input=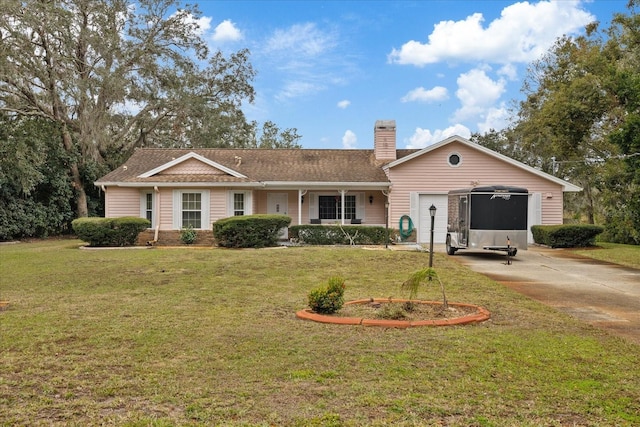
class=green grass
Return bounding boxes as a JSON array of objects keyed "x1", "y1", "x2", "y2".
[
  {"x1": 573, "y1": 242, "x2": 640, "y2": 269},
  {"x1": 1, "y1": 239, "x2": 639, "y2": 426}
]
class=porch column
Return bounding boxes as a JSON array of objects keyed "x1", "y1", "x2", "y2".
[
  {"x1": 339, "y1": 189, "x2": 347, "y2": 225},
  {"x1": 298, "y1": 189, "x2": 307, "y2": 225}
]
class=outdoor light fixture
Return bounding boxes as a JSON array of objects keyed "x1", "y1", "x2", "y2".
[
  {"x1": 301, "y1": 195, "x2": 304, "y2": 204},
  {"x1": 429, "y1": 204, "x2": 436, "y2": 274},
  {"x1": 369, "y1": 195, "x2": 374, "y2": 204}
]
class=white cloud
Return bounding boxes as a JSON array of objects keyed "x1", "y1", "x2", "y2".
[
  {"x1": 406, "y1": 124, "x2": 471, "y2": 149},
  {"x1": 453, "y1": 67, "x2": 506, "y2": 122},
  {"x1": 477, "y1": 106, "x2": 510, "y2": 133},
  {"x1": 262, "y1": 22, "x2": 348, "y2": 101},
  {"x1": 276, "y1": 81, "x2": 325, "y2": 101},
  {"x1": 212, "y1": 19, "x2": 242, "y2": 42},
  {"x1": 388, "y1": 1, "x2": 594, "y2": 66},
  {"x1": 498, "y1": 63, "x2": 518, "y2": 81},
  {"x1": 342, "y1": 130, "x2": 357, "y2": 149},
  {"x1": 337, "y1": 100, "x2": 351, "y2": 109},
  {"x1": 265, "y1": 22, "x2": 337, "y2": 57},
  {"x1": 401, "y1": 86, "x2": 448, "y2": 103}
]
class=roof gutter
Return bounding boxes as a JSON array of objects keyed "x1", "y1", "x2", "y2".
[{"x1": 94, "y1": 181, "x2": 392, "y2": 190}]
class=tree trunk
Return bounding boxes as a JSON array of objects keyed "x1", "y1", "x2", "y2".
[
  {"x1": 583, "y1": 182, "x2": 595, "y2": 224},
  {"x1": 61, "y1": 126, "x2": 89, "y2": 218}
]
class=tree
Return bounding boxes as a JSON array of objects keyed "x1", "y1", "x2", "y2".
[
  {"x1": 0, "y1": 114, "x2": 77, "y2": 239},
  {"x1": 598, "y1": 1, "x2": 640, "y2": 243},
  {"x1": 514, "y1": 34, "x2": 618, "y2": 224},
  {"x1": 0, "y1": 0, "x2": 258, "y2": 218},
  {"x1": 254, "y1": 121, "x2": 302, "y2": 149},
  {"x1": 502, "y1": 2, "x2": 639, "y2": 243}
]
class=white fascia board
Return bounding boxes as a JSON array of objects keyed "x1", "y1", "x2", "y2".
[
  {"x1": 260, "y1": 181, "x2": 391, "y2": 190},
  {"x1": 95, "y1": 181, "x2": 392, "y2": 190},
  {"x1": 97, "y1": 182, "x2": 259, "y2": 188},
  {"x1": 137, "y1": 152, "x2": 247, "y2": 178},
  {"x1": 384, "y1": 135, "x2": 583, "y2": 193}
]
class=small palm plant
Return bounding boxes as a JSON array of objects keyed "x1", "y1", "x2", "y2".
[{"x1": 401, "y1": 267, "x2": 448, "y2": 311}]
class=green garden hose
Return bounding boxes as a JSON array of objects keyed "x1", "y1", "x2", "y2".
[{"x1": 399, "y1": 215, "x2": 414, "y2": 240}]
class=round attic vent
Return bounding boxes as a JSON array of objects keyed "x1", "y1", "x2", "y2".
[{"x1": 448, "y1": 152, "x2": 462, "y2": 167}]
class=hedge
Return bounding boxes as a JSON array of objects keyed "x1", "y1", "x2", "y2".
[
  {"x1": 72, "y1": 217, "x2": 150, "y2": 247},
  {"x1": 212, "y1": 214, "x2": 291, "y2": 248},
  {"x1": 289, "y1": 224, "x2": 387, "y2": 245},
  {"x1": 531, "y1": 224, "x2": 604, "y2": 248}
]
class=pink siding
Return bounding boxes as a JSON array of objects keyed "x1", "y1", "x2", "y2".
[
  {"x1": 364, "y1": 191, "x2": 387, "y2": 225},
  {"x1": 387, "y1": 141, "x2": 565, "y2": 226},
  {"x1": 160, "y1": 158, "x2": 225, "y2": 175},
  {"x1": 158, "y1": 190, "x2": 173, "y2": 229},
  {"x1": 209, "y1": 189, "x2": 228, "y2": 223},
  {"x1": 104, "y1": 187, "x2": 141, "y2": 217}
]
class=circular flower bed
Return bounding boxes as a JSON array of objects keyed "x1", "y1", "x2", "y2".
[{"x1": 296, "y1": 298, "x2": 490, "y2": 328}]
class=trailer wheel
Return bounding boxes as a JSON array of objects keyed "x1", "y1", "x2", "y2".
[
  {"x1": 446, "y1": 235, "x2": 457, "y2": 255},
  {"x1": 508, "y1": 249, "x2": 517, "y2": 257}
]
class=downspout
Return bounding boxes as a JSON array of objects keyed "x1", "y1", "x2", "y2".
[{"x1": 153, "y1": 186, "x2": 160, "y2": 244}]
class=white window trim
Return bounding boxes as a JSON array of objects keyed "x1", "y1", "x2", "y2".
[
  {"x1": 172, "y1": 189, "x2": 210, "y2": 230},
  {"x1": 227, "y1": 191, "x2": 253, "y2": 217},
  {"x1": 140, "y1": 191, "x2": 155, "y2": 228}
]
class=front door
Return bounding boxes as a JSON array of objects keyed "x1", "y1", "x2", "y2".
[{"x1": 267, "y1": 193, "x2": 289, "y2": 239}]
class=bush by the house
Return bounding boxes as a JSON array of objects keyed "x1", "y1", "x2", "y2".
[
  {"x1": 307, "y1": 277, "x2": 346, "y2": 314},
  {"x1": 179, "y1": 225, "x2": 197, "y2": 244},
  {"x1": 212, "y1": 214, "x2": 291, "y2": 248},
  {"x1": 531, "y1": 224, "x2": 604, "y2": 248},
  {"x1": 289, "y1": 224, "x2": 387, "y2": 245},
  {"x1": 72, "y1": 217, "x2": 150, "y2": 247}
]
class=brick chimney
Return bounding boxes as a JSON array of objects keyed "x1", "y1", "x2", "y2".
[{"x1": 374, "y1": 120, "x2": 396, "y2": 161}]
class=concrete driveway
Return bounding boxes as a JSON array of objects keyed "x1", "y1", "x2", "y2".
[{"x1": 447, "y1": 245, "x2": 640, "y2": 345}]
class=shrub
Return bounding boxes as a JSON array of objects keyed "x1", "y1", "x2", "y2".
[
  {"x1": 180, "y1": 225, "x2": 197, "y2": 244},
  {"x1": 72, "y1": 217, "x2": 150, "y2": 247},
  {"x1": 307, "y1": 277, "x2": 345, "y2": 314},
  {"x1": 213, "y1": 214, "x2": 291, "y2": 248},
  {"x1": 531, "y1": 224, "x2": 604, "y2": 248},
  {"x1": 289, "y1": 224, "x2": 387, "y2": 245}
]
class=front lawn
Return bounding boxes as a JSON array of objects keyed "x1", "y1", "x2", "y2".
[
  {"x1": 573, "y1": 242, "x2": 640, "y2": 269},
  {"x1": 1, "y1": 240, "x2": 638, "y2": 426}
]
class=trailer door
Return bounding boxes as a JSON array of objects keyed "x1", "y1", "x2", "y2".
[{"x1": 459, "y1": 195, "x2": 468, "y2": 246}]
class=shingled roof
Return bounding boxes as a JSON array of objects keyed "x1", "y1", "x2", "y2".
[{"x1": 96, "y1": 148, "x2": 419, "y2": 186}]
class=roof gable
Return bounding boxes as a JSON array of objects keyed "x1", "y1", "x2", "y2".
[
  {"x1": 138, "y1": 152, "x2": 246, "y2": 179},
  {"x1": 384, "y1": 135, "x2": 582, "y2": 192}
]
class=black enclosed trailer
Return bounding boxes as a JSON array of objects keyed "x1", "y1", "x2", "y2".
[{"x1": 446, "y1": 185, "x2": 528, "y2": 256}]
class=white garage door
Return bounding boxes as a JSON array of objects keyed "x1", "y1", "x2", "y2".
[
  {"x1": 528, "y1": 193, "x2": 542, "y2": 244},
  {"x1": 416, "y1": 194, "x2": 448, "y2": 244}
]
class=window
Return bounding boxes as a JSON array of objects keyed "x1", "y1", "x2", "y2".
[
  {"x1": 228, "y1": 191, "x2": 252, "y2": 217},
  {"x1": 182, "y1": 193, "x2": 201, "y2": 228},
  {"x1": 173, "y1": 190, "x2": 210, "y2": 230},
  {"x1": 233, "y1": 193, "x2": 245, "y2": 216},
  {"x1": 318, "y1": 195, "x2": 356, "y2": 220},
  {"x1": 144, "y1": 193, "x2": 153, "y2": 222},
  {"x1": 140, "y1": 191, "x2": 154, "y2": 228},
  {"x1": 448, "y1": 152, "x2": 462, "y2": 167}
]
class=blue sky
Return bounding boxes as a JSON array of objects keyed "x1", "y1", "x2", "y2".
[{"x1": 190, "y1": 1, "x2": 629, "y2": 149}]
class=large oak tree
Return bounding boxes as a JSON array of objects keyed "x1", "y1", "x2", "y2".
[{"x1": 0, "y1": 0, "x2": 271, "y2": 218}]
